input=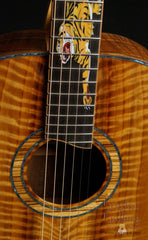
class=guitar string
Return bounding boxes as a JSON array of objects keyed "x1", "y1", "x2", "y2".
[
  {"x1": 83, "y1": 2, "x2": 104, "y2": 238},
  {"x1": 40, "y1": 0, "x2": 57, "y2": 239},
  {"x1": 80, "y1": 2, "x2": 93, "y2": 238},
  {"x1": 50, "y1": 4, "x2": 66, "y2": 239},
  {"x1": 73, "y1": 2, "x2": 89, "y2": 239},
  {"x1": 57, "y1": 0, "x2": 77, "y2": 239},
  {"x1": 49, "y1": 1, "x2": 60, "y2": 239},
  {"x1": 72, "y1": 1, "x2": 104, "y2": 238},
  {"x1": 47, "y1": 0, "x2": 71, "y2": 239},
  {"x1": 57, "y1": 0, "x2": 71, "y2": 238},
  {"x1": 67, "y1": 1, "x2": 86, "y2": 239},
  {"x1": 66, "y1": 1, "x2": 103, "y2": 237},
  {"x1": 41, "y1": 0, "x2": 59, "y2": 239}
]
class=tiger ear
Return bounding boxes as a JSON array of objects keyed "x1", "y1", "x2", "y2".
[
  {"x1": 91, "y1": 3, "x2": 101, "y2": 15},
  {"x1": 66, "y1": 2, "x2": 74, "y2": 18}
]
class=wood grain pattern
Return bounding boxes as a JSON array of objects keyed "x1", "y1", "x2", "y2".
[
  {"x1": 0, "y1": 31, "x2": 148, "y2": 239},
  {"x1": 100, "y1": 33, "x2": 148, "y2": 63},
  {"x1": 95, "y1": 57, "x2": 148, "y2": 239},
  {"x1": 0, "y1": 30, "x2": 47, "y2": 57}
]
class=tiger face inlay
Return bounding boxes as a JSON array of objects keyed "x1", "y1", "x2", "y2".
[{"x1": 56, "y1": 25, "x2": 75, "y2": 64}]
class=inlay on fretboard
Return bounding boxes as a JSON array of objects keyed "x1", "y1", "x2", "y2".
[{"x1": 46, "y1": 0, "x2": 103, "y2": 148}]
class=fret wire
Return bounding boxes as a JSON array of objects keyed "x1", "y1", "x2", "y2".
[
  {"x1": 48, "y1": 80, "x2": 98, "y2": 83},
  {"x1": 46, "y1": 123, "x2": 94, "y2": 126},
  {"x1": 69, "y1": 141, "x2": 93, "y2": 143},
  {"x1": 47, "y1": 92, "x2": 96, "y2": 96},
  {"x1": 50, "y1": 52, "x2": 100, "y2": 56},
  {"x1": 44, "y1": 1, "x2": 57, "y2": 237},
  {"x1": 56, "y1": 0, "x2": 103, "y2": 4},
  {"x1": 48, "y1": 67, "x2": 98, "y2": 71},
  {"x1": 46, "y1": 114, "x2": 94, "y2": 117},
  {"x1": 50, "y1": 36, "x2": 101, "y2": 40},
  {"x1": 47, "y1": 103, "x2": 95, "y2": 107},
  {"x1": 51, "y1": 18, "x2": 102, "y2": 23},
  {"x1": 45, "y1": 132, "x2": 93, "y2": 136}
]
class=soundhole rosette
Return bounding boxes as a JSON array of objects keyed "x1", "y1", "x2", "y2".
[{"x1": 10, "y1": 128, "x2": 122, "y2": 218}]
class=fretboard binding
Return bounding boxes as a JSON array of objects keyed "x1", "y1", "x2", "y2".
[
  {"x1": 50, "y1": 52, "x2": 100, "y2": 57},
  {"x1": 51, "y1": 36, "x2": 101, "y2": 40},
  {"x1": 46, "y1": 114, "x2": 94, "y2": 117},
  {"x1": 48, "y1": 80, "x2": 97, "y2": 83},
  {"x1": 51, "y1": 18, "x2": 102, "y2": 23},
  {"x1": 46, "y1": 123, "x2": 94, "y2": 126},
  {"x1": 47, "y1": 93, "x2": 96, "y2": 96},
  {"x1": 55, "y1": 0, "x2": 103, "y2": 4},
  {"x1": 49, "y1": 67, "x2": 98, "y2": 71}
]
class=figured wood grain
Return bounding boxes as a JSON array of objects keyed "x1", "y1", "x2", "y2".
[
  {"x1": 0, "y1": 31, "x2": 148, "y2": 239},
  {"x1": 0, "y1": 30, "x2": 47, "y2": 57},
  {"x1": 94, "y1": 57, "x2": 148, "y2": 239},
  {"x1": 100, "y1": 33, "x2": 148, "y2": 63}
]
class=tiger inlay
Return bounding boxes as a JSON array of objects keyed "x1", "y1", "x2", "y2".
[{"x1": 56, "y1": 0, "x2": 101, "y2": 106}]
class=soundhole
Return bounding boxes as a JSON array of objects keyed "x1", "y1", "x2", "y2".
[{"x1": 27, "y1": 141, "x2": 106, "y2": 204}]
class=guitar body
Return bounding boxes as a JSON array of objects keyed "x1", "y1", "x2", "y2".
[{"x1": 0, "y1": 30, "x2": 148, "y2": 239}]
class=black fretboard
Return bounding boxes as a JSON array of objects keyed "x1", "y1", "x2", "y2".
[{"x1": 45, "y1": 0, "x2": 104, "y2": 148}]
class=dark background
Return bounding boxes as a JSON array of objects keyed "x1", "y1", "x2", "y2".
[{"x1": 0, "y1": 0, "x2": 147, "y2": 49}]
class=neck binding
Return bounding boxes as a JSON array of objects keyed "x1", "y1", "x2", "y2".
[{"x1": 45, "y1": 0, "x2": 104, "y2": 148}]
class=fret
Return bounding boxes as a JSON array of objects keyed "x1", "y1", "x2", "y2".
[
  {"x1": 50, "y1": 52, "x2": 100, "y2": 57},
  {"x1": 47, "y1": 105, "x2": 95, "y2": 116},
  {"x1": 69, "y1": 141, "x2": 92, "y2": 144},
  {"x1": 46, "y1": 125, "x2": 93, "y2": 130},
  {"x1": 46, "y1": 114, "x2": 94, "y2": 117},
  {"x1": 55, "y1": 0, "x2": 103, "y2": 4},
  {"x1": 46, "y1": 126, "x2": 93, "y2": 134},
  {"x1": 47, "y1": 119, "x2": 94, "y2": 126},
  {"x1": 48, "y1": 92, "x2": 96, "y2": 96},
  {"x1": 47, "y1": 104, "x2": 95, "y2": 107},
  {"x1": 48, "y1": 67, "x2": 98, "y2": 71},
  {"x1": 46, "y1": 123, "x2": 94, "y2": 126},
  {"x1": 47, "y1": 98, "x2": 95, "y2": 106},
  {"x1": 45, "y1": 132, "x2": 92, "y2": 136},
  {"x1": 51, "y1": 36, "x2": 101, "y2": 40},
  {"x1": 48, "y1": 80, "x2": 98, "y2": 83},
  {"x1": 51, "y1": 18, "x2": 102, "y2": 23}
]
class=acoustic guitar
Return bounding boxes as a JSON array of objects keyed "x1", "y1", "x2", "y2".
[{"x1": 0, "y1": 0, "x2": 148, "y2": 239}]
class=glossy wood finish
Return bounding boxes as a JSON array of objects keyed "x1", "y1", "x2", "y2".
[
  {"x1": 0, "y1": 30, "x2": 47, "y2": 57},
  {"x1": 0, "y1": 31, "x2": 148, "y2": 239}
]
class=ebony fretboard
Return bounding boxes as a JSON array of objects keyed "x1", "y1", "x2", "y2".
[{"x1": 45, "y1": 0, "x2": 104, "y2": 148}]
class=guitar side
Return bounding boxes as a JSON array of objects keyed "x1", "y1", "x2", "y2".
[{"x1": 0, "y1": 31, "x2": 148, "y2": 239}]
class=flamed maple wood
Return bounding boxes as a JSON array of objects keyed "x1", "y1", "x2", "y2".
[{"x1": 0, "y1": 31, "x2": 148, "y2": 239}]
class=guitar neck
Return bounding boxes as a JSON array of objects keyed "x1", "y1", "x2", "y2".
[{"x1": 45, "y1": 0, "x2": 104, "y2": 148}]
